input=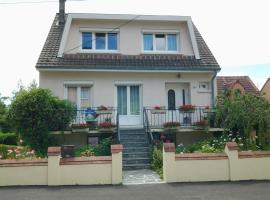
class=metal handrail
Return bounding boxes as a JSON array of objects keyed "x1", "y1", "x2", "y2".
[
  {"x1": 116, "y1": 112, "x2": 121, "y2": 144},
  {"x1": 143, "y1": 107, "x2": 154, "y2": 144}
]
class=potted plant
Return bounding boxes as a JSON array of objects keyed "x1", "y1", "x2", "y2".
[
  {"x1": 178, "y1": 104, "x2": 196, "y2": 112},
  {"x1": 194, "y1": 119, "x2": 209, "y2": 130},
  {"x1": 163, "y1": 122, "x2": 180, "y2": 130},
  {"x1": 96, "y1": 105, "x2": 113, "y2": 114},
  {"x1": 97, "y1": 121, "x2": 116, "y2": 132},
  {"x1": 71, "y1": 123, "x2": 89, "y2": 133},
  {"x1": 151, "y1": 106, "x2": 166, "y2": 114}
]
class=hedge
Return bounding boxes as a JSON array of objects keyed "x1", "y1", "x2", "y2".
[{"x1": 0, "y1": 133, "x2": 18, "y2": 145}]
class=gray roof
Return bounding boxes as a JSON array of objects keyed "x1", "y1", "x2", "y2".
[{"x1": 36, "y1": 14, "x2": 220, "y2": 71}]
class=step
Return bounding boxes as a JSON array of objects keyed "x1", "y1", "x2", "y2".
[
  {"x1": 123, "y1": 163, "x2": 151, "y2": 170},
  {"x1": 121, "y1": 138, "x2": 148, "y2": 143},
  {"x1": 123, "y1": 142, "x2": 149, "y2": 148},
  {"x1": 123, "y1": 157, "x2": 150, "y2": 165},
  {"x1": 123, "y1": 147, "x2": 150, "y2": 153},
  {"x1": 123, "y1": 152, "x2": 149, "y2": 158},
  {"x1": 120, "y1": 136, "x2": 148, "y2": 141}
]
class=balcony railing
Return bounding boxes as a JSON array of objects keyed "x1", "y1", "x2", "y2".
[
  {"x1": 143, "y1": 107, "x2": 216, "y2": 129},
  {"x1": 73, "y1": 107, "x2": 118, "y2": 126}
]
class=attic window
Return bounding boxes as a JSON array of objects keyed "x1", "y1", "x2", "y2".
[
  {"x1": 143, "y1": 33, "x2": 178, "y2": 52},
  {"x1": 81, "y1": 32, "x2": 118, "y2": 51}
]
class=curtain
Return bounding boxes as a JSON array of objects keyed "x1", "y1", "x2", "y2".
[
  {"x1": 130, "y1": 86, "x2": 140, "y2": 115},
  {"x1": 143, "y1": 34, "x2": 153, "y2": 50},
  {"x1": 167, "y1": 34, "x2": 177, "y2": 51},
  {"x1": 117, "y1": 86, "x2": 127, "y2": 115},
  {"x1": 67, "y1": 87, "x2": 77, "y2": 105}
]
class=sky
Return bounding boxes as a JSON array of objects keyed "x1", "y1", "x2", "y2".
[{"x1": 0, "y1": 0, "x2": 269, "y2": 97}]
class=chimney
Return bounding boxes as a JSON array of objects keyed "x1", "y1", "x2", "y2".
[{"x1": 59, "y1": 0, "x2": 66, "y2": 25}]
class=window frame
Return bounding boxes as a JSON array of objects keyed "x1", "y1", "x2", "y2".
[
  {"x1": 142, "y1": 30, "x2": 179, "y2": 54},
  {"x1": 80, "y1": 30, "x2": 119, "y2": 53}
]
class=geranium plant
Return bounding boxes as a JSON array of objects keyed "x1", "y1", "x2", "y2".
[
  {"x1": 178, "y1": 104, "x2": 195, "y2": 112},
  {"x1": 71, "y1": 123, "x2": 88, "y2": 129},
  {"x1": 163, "y1": 122, "x2": 180, "y2": 128},
  {"x1": 98, "y1": 121, "x2": 116, "y2": 129},
  {"x1": 154, "y1": 106, "x2": 165, "y2": 110}
]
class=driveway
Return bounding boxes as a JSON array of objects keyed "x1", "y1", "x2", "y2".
[{"x1": 0, "y1": 181, "x2": 270, "y2": 200}]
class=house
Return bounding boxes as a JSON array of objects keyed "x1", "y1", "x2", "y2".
[
  {"x1": 217, "y1": 76, "x2": 259, "y2": 95},
  {"x1": 261, "y1": 78, "x2": 270, "y2": 102},
  {"x1": 36, "y1": 0, "x2": 220, "y2": 168}
]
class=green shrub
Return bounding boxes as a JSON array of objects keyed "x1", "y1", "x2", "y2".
[
  {"x1": 150, "y1": 146, "x2": 163, "y2": 179},
  {"x1": 215, "y1": 91, "x2": 270, "y2": 150},
  {"x1": 75, "y1": 138, "x2": 113, "y2": 157},
  {"x1": 8, "y1": 87, "x2": 76, "y2": 156},
  {"x1": 0, "y1": 133, "x2": 18, "y2": 145}
]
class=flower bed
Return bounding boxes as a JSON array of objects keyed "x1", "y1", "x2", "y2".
[{"x1": 0, "y1": 144, "x2": 38, "y2": 160}]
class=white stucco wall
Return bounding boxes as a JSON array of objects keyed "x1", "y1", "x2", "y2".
[
  {"x1": 39, "y1": 71, "x2": 215, "y2": 107},
  {"x1": 64, "y1": 19, "x2": 194, "y2": 56}
]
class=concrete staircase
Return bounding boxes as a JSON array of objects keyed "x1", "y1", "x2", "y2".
[{"x1": 120, "y1": 128, "x2": 151, "y2": 170}]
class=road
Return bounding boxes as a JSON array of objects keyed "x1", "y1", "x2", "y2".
[{"x1": 0, "y1": 181, "x2": 270, "y2": 200}]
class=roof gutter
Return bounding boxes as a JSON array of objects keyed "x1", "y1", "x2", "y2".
[{"x1": 211, "y1": 70, "x2": 218, "y2": 107}]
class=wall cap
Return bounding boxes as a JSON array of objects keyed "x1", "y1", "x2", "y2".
[
  {"x1": 0, "y1": 159, "x2": 48, "y2": 167},
  {"x1": 60, "y1": 156, "x2": 112, "y2": 165},
  {"x1": 48, "y1": 147, "x2": 61, "y2": 156},
  {"x1": 164, "y1": 143, "x2": 175, "y2": 152},
  {"x1": 239, "y1": 151, "x2": 270, "y2": 159},
  {"x1": 226, "y1": 142, "x2": 239, "y2": 151},
  {"x1": 111, "y1": 144, "x2": 123, "y2": 154},
  {"x1": 175, "y1": 153, "x2": 228, "y2": 160}
]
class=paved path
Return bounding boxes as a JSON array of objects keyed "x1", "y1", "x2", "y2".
[
  {"x1": 1, "y1": 181, "x2": 270, "y2": 200},
  {"x1": 123, "y1": 169, "x2": 164, "y2": 185}
]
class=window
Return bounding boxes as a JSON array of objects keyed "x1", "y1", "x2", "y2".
[
  {"x1": 67, "y1": 86, "x2": 91, "y2": 109},
  {"x1": 199, "y1": 82, "x2": 210, "y2": 90},
  {"x1": 82, "y1": 32, "x2": 118, "y2": 51},
  {"x1": 82, "y1": 32, "x2": 92, "y2": 49},
  {"x1": 143, "y1": 33, "x2": 178, "y2": 52}
]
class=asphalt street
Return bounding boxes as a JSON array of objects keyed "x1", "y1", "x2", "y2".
[{"x1": 1, "y1": 181, "x2": 270, "y2": 200}]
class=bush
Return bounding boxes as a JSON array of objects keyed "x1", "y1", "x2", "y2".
[
  {"x1": 8, "y1": 87, "x2": 76, "y2": 156},
  {"x1": 150, "y1": 145, "x2": 163, "y2": 179},
  {"x1": 0, "y1": 133, "x2": 18, "y2": 145},
  {"x1": 215, "y1": 91, "x2": 270, "y2": 150},
  {"x1": 75, "y1": 138, "x2": 113, "y2": 157}
]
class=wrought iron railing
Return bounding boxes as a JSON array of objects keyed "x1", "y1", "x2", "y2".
[
  {"x1": 72, "y1": 108, "x2": 118, "y2": 126},
  {"x1": 116, "y1": 112, "x2": 120, "y2": 143},
  {"x1": 143, "y1": 107, "x2": 216, "y2": 129},
  {"x1": 143, "y1": 108, "x2": 154, "y2": 144}
]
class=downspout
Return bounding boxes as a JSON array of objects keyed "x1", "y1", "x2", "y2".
[{"x1": 211, "y1": 71, "x2": 217, "y2": 108}]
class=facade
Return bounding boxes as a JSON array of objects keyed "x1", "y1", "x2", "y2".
[
  {"x1": 261, "y1": 78, "x2": 270, "y2": 102},
  {"x1": 217, "y1": 76, "x2": 259, "y2": 95},
  {"x1": 36, "y1": 2, "x2": 220, "y2": 128}
]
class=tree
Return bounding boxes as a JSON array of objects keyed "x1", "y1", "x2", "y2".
[
  {"x1": 215, "y1": 90, "x2": 270, "y2": 150},
  {"x1": 0, "y1": 94, "x2": 11, "y2": 133},
  {"x1": 8, "y1": 87, "x2": 76, "y2": 156}
]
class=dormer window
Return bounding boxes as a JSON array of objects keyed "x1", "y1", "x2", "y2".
[
  {"x1": 81, "y1": 31, "x2": 118, "y2": 51},
  {"x1": 143, "y1": 32, "x2": 178, "y2": 53}
]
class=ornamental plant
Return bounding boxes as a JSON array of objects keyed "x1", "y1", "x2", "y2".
[
  {"x1": 71, "y1": 123, "x2": 88, "y2": 129},
  {"x1": 194, "y1": 120, "x2": 209, "y2": 129},
  {"x1": 153, "y1": 106, "x2": 165, "y2": 110},
  {"x1": 8, "y1": 86, "x2": 76, "y2": 156},
  {"x1": 98, "y1": 121, "x2": 115, "y2": 129},
  {"x1": 179, "y1": 104, "x2": 195, "y2": 112},
  {"x1": 215, "y1": 90, "x2": 270, "y2": 150},
  {"x1": 163, "y1": 122, "x2": 180, "y2": 128}
]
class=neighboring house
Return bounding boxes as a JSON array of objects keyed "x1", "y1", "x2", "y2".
[
  {"x1": 37, "y1": 0, "x2": 220, "y2": 128},
  {"x1": 261, "y1": 78, "x2": 270, "y2": 102},
  {"x1": 217, "y1": 76, "x2": 259, "y2": 95}
]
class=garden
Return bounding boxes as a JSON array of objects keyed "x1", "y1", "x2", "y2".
[{"x1": 150, "y1": 90, "x2": 270, "y2": 178}]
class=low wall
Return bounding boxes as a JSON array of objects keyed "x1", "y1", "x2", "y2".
[
  {"x1": 0, "y1": 145, "x2": 123, "y2": 186},
  {"x1": 163, "y1": 142, "x2": 270, "y2": 183}
]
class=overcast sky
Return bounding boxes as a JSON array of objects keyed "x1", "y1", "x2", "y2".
[{"x1": 0, "y1": 0, "x2": 269, "y2": 97}]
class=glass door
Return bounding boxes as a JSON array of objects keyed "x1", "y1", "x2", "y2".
[{"x1": 117, "y1": 85, "x2": 141, "y2": 126}]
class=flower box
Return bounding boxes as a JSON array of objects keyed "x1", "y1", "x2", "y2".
[
  {"x1": 163, "y1": 122, "x2": 180, "y2": 130},
  {"x1": 71, "y1": 123, "x2": 89, "y2": 133},
  {"x1": 193, "y1": 120, "x2": 209, "y2": 130},
  {"x1": 151, "y1": 106, "x2": 166, "y2": 114},
  {"x1": 178, "y1": 104, "x2": 195, "y2": 113}
]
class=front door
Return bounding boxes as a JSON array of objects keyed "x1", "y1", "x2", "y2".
[{"x1": 117, "y1": 85, "x2": 142, "y2": 126}]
